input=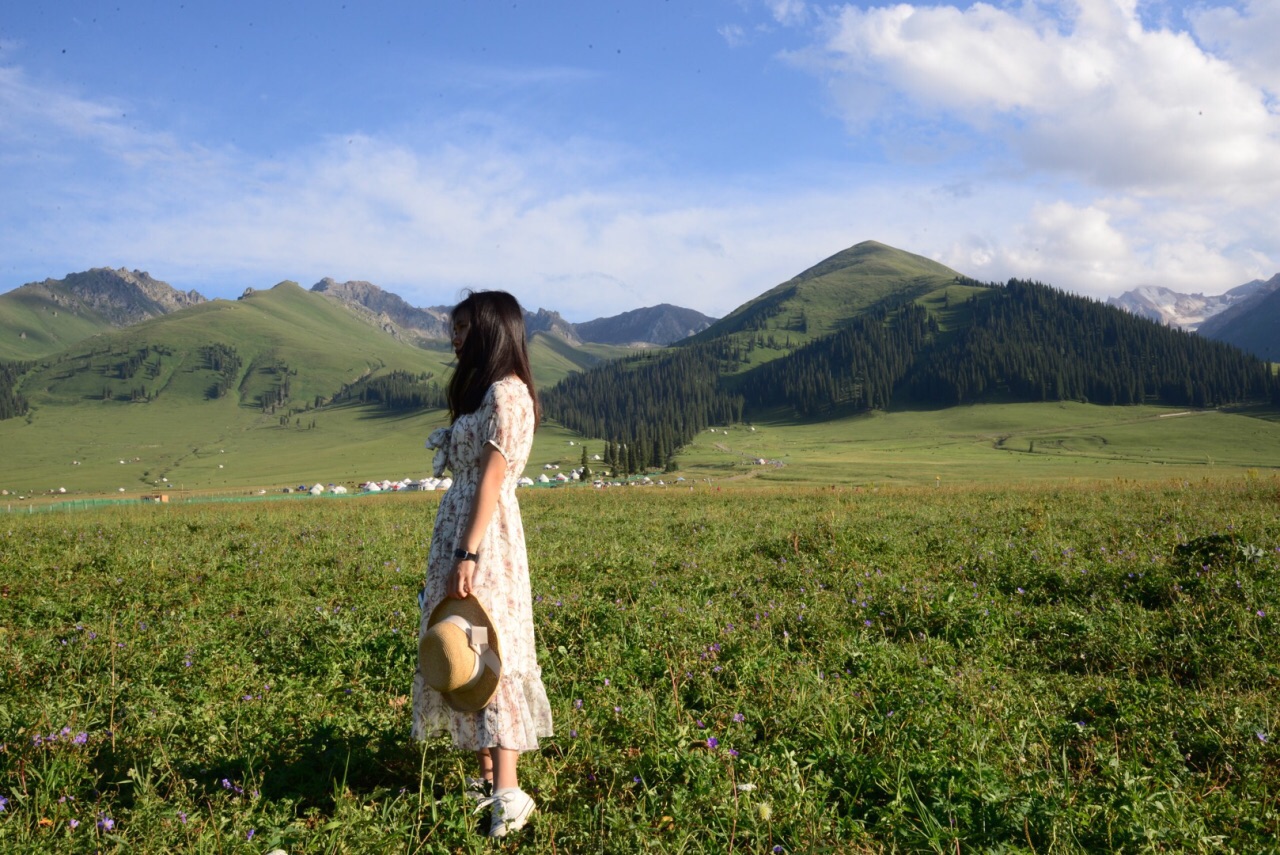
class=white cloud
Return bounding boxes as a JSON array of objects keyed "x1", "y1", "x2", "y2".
[
  {"x1": 767, "y1": 0, "x2": 810, "y2": 27},
  {"x1": 805, "y1": 0, "x2": 1280, "y2": 197},
  {"x1": 775, "y1": 0, "x2": 1280, "y2": 296},
  {"x1": 1191, "y1": 0, "x2": 1280, "y2": 98},
  {"x1": 0, "y1": 69, "x2": 865, "y2": 318},
  {"x1": 719, "y1": 23, "x2": 750, "y2": 48},
  {"x1": 5, "y1": 1, "x2": 1280, "y2": 319}
]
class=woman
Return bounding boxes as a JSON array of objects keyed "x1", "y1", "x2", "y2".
[{"x1": 412, "y1": 290, "x2": 553, "y2": 838}]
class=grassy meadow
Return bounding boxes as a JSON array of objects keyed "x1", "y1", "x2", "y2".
[
  {"x1": 678, "y1": 402, "x2": 1280, "y2": 488},
  {"x1": 1, "y1": 480, "x2": 1278, "y2": 852},
  {"x1": 4, "y1": 400, "x2": 1279, "y2": 501}
]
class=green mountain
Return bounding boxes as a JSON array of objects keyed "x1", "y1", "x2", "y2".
[
  {"x1": 691, "y1": 240, "x2": 964, "y2": 347},
  {"x1": 0, "y1": 268, "x2": 204, "y2": 361},
  {"x1": 543, "y1": 241, "x2": 1279, "y2": 472},
  {"x1": 18, "y1": 281, "x2": 456, "y2": 413},
  {"x1": 0, "y1": 280, "x2": 647, "y2": 493}
]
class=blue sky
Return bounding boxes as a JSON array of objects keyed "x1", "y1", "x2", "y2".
[{"x1": 2, "y1": 1, "x2": 1278, "y2": 321}]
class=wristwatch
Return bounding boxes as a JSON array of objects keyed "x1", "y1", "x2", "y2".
[{"x1": 453, "y1": 547, "x2": 479, "y2": 562}]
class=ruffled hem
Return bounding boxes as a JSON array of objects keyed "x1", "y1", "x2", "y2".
[{"x1": 412, "y1": 668, "x2": 554, "y2": 752}]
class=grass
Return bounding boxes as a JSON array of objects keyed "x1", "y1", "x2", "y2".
[
  {"x1": 6, "y1": 397, "x2": 1280, "y2": 501},
  {"x1": 0, "y1": 287, "x2": 114, "y2": 361},
  {"x1": 675, "y1": 402, "x2": 1280, "y2": 488},
  {"x1": 0, "y1": 479, "x2": 1278, "y2": 852}
]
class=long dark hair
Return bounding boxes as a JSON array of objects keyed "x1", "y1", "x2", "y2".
[{"x1": 446, "y1": 290, "x2": 540, "y2": 425}]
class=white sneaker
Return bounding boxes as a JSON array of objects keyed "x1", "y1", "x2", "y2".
[{"x1": 476, "y1": 787, "x2": 536, "y2": 837}]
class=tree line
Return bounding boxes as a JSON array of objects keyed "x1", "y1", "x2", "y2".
[
  {"x1": 201, "y1": 344, "x2": 243, "y2": 400},
  {"x1": 0, "y1": 360, "x2": 29, "y2": 420},
  {"x1": 740, "y1": 303, "x2": 935, "y2": 416},
  {"x1": 906, "y1": 280, "x2": 1275, "y2": 407},
  {"x1": 543, "y1": 278, "x2": 1279, "y2": 455},
  {"x1": 542, "y1": 343, "x2": 744, "y2": 472},
  {"x1": 335, "y1": 370, "x2": 446, "y2": 411}
]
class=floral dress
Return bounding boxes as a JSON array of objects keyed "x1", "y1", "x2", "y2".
[{"x1": 412, "y1": 376, "x2": 553, "y2": 751}]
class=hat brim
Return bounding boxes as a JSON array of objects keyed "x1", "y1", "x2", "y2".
[{"x1": 421, "y1": 595, "x2": 503, "y2": 712}]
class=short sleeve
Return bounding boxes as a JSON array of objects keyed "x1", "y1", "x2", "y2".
[{"x1": 483, "y1": 378, "x2": 532, "y2": 461}]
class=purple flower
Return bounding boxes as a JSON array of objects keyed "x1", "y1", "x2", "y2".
[
  {"x1": 774, "y1": 847, "x2": 784, "y2": 854},
  {"x1": 733, "y1": 713, "x2": 745, "y2": 723},
  {"x1": 69, "y1": 819, "x2": 79, "y2": 829},
  {"x1": 574, "y1": 698, "x2": 583, "y2": 710},
  {"x1": 0, "y1": 794, "x2": 7, "y2": 812},
  {"x1": 97, "y1": 816, "x2": 115, "y2": 831},
  {"x1": 247, "y1": 829, "x2": 255, "y2": 841},
  {"x1": 1258, "y1": 732, "x2": 1269, "y2": 744},
  {"x1": 73, "y1": 732, "x2": 88, "y2": 745},
  {"x1": 707, "y1": 736, "x2": 719, "y2": 749}
]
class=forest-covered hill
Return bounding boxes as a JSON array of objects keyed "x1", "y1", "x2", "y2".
[{"x1": 543, "y1": 243, "x2": 1279, "y2": 473}]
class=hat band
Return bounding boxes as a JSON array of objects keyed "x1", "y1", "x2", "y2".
[{"x1": 439, "y1": 615, "x2": 499, "y2": 691}]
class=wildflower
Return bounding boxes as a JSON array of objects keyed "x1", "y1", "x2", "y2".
[
  {"x1": 707, "y1": 736, "x2": 719, "y2": 749},
  {"x1": 574, "y1": 698, "x2": 583, "y2": 710},
  {"x1": 733, "y1": 712, "x2": 745, "y2": 723},
  {"x1": 1258, "y1": 732, "x2": 1269, "y2": 744},
  {"x1": 247, "y1": 829, "x2": 255, "y2": 841},
  {"x1": 178, "y1": 811, "x2": 187, "y2": 823},
  {"x1": 772, "y1": 846, "x2": 783, "y2": 854},
  {"x1": 98, "y1": 816, "x2": 115, "y2": 831},
  {"x1": 0, "y1": 794, "x2": 7, "y2": 812},
  {"x1": 1258, "y1": 610, "x2": 1267, "y2": 618},
  {"x1": 73, "y1": 732, "x2": 88, "y2": 745},
  {"x1": 69, "y1": 819, "x2": 79, "y2": 829}
]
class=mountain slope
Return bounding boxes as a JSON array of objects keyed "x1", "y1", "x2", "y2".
[
  {"x1": 311, "y1": 278, "x2": 450, "y2": 344},
  {"x1": 544, "y1": 243, "x2": 1279, "y2": 473},
  {"x1": 18, "y1": 281, "x2": 456, "y2": 413},
  {"x1": 1197, "y1": 280, "x2": 1280, "y2": 362},
  {"x1": 0, "y1": 268, "x2": 204, "y2": 360},
  {"x1": 576, "y1": 304, "x2": 714, "y2": 345},
  {"x1": 690, "y1": 240, "x2": 961, "y2": 346}
]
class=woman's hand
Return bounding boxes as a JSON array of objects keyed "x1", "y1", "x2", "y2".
[{"x1": 448, "y1": 558, "x2": 476, "y2": 599}]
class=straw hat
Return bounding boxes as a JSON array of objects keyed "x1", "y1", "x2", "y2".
[{"x1": 419, "y1": 596, "x2": 502, "y2": 712}]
